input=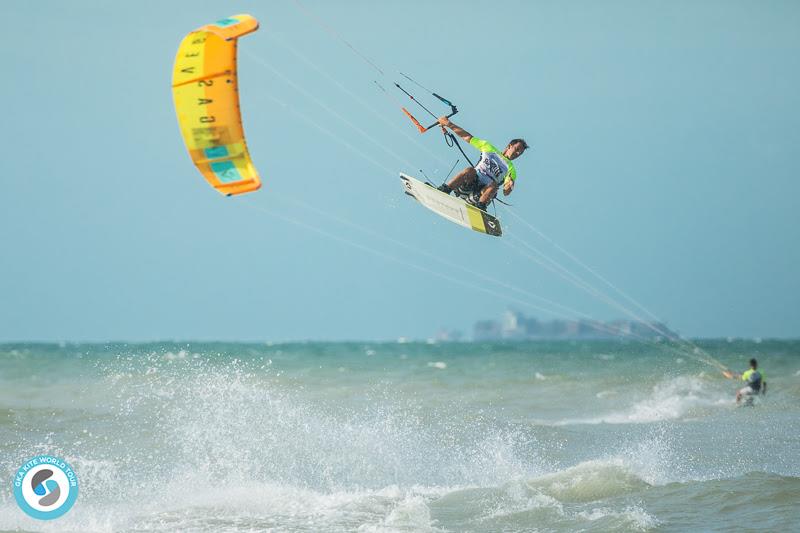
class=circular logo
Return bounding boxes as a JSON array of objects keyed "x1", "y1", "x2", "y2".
[{"x1": 13, "y1": 455, "x2": 79, "y2": 520}]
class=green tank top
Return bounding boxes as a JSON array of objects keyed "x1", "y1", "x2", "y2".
[{"x1": 469, "y1": 137, "x2": 517, "y2": 185}]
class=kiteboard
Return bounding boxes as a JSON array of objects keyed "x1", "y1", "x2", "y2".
[{"x1": 399, "y1": 173, "x2": 502, "y2": 237}]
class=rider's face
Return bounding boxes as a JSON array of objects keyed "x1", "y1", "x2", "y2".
[{"x1": 505, "y1": 142, "x2": 526, "y2": 160}]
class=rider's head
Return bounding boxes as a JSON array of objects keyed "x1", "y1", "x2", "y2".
[
  {"x1": 749, "y1": 358, "x2": 758, "y2": 369},
  {"x1": 504, "y1": 138, "x2": 529, "y2": 160}
]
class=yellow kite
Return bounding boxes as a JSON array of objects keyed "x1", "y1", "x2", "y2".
[{"x1": 172, "y1": 15, "x2": 261, "y2": 196}]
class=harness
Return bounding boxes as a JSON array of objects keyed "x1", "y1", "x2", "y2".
[{"x1": 746, "y1": 370, "x2": 762, "y2": 392}]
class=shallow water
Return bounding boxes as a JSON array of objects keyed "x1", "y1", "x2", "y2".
[{"x1": 1, "y1": 340, "x2": 798, "y2": 532}]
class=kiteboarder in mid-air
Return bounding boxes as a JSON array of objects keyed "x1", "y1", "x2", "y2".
[{"x1": 435, "y1": 116, "x2": 528, "y2": 210}]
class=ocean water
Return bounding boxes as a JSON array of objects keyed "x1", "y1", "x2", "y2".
[{"x1": 1, "y1": 340, "x2": 798, "y2": 532}]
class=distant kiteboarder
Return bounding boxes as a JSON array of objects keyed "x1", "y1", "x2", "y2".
[{"x1": 723, "y1": 358, "x2": 767, "y2": 405}]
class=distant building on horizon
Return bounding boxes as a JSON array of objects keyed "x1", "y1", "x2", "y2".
[
  {"x1": 433, "y1": 328, "x2": 464, "y2": 342},
  {"x1": 472, "y1": 310, "x2": 677, "y2": 341}
]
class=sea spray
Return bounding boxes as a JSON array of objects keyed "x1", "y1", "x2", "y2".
[{"x1": 1, "y1": 340, "x2": 798, "y2": 531}]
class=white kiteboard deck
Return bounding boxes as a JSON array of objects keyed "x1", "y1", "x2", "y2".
[{"x1": 400, "y1": 173, "x2": 502, "y2": 237}]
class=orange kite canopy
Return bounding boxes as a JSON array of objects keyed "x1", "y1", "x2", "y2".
[{"x1": 172, "y1": 15, "x2": 261, "y2": 196}]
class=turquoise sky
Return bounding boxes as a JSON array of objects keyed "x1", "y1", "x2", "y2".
[{"x1": 1, "y1": 1, "x2": 798, "y2": 341}]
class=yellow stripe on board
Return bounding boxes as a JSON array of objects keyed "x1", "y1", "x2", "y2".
[{"x1": 466, "y1": 205, "x2": 487, "y2": 234}]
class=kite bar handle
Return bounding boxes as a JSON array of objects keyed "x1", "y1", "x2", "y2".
[
  {"x1": 395, "y1": 80, "x2": 458, "y2": 134},
  {"x1": 422, "y1": 107, "x2": 458, "y2": 133}
]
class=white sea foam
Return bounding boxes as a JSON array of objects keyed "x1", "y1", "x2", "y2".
[
  {"x1": 596, "y1": 389, "x2": 617, "y2": 398},
  {"x1": 530, "y1": 458, "x2": 651, "y2": 500},
  {"x1": 444, "y1": 462, "x2": 658, "y2": 530},
  {"x1": 357, "y1": 493, "x2": 437, "y2": 532},
  {"x1": 163, "y1": 349, "x2": 189, "y2": 360},
  {"x1": 477, "y1": 479, "x2": 565, "y2": 522},
  {"x1": 554, "y1": 375, "x2": 726, "y2": 425},
  {"x1": 0, "y1": 482, "x2": 448, "y2": 533},
  {"x1": 577, "y1": 505, "x2": 659, "y2": 530}
]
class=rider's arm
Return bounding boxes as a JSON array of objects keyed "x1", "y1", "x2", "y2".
[
  {"x1": 438, "y1": 116, "x2": 472, "y2": 143},
  {"x1": 503, "y1": 166, "x2": 517, "y2": 196}
]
